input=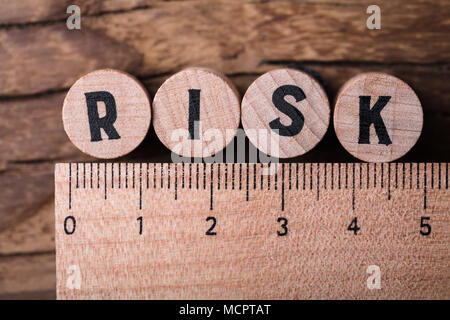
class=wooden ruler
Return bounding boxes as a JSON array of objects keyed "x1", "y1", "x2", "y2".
[{"x1": 55, "y1": 163, "x2": 449, "y2": 299}]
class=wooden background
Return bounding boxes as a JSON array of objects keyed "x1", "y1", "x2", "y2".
[{"x1": 0, "y1": 0, "x2": 448, "y2": 299}]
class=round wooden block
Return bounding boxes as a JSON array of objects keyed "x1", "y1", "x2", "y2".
[
  {"x1": 333, "y1": 73, "x2": 423, "y2": 162},
  {"x1": 241, "y1": 68, "x2": 330, "y2": 158},
  {"x1": 152, "y1": 67, "x2": 240, "y2": 157},
  {"x1": 63, "y1": 69, "x2": 151, "y2": 159}
]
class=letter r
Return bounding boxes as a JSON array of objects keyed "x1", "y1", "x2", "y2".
[{"x1": 85, "y1": 91, "x2": 121, "y2": 142}]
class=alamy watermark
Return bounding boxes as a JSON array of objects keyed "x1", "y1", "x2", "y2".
[{"x1": 66, "y1": 5, "x2": 81, "y2": 30}]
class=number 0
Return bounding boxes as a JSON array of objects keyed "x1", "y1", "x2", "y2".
[{"x1": 64, "y1": 216, "x2": 76, "y2": 235}]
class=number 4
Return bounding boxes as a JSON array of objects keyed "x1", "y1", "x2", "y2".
[{"x1": 347, "y1": 217, "x2": 360, "y2": 235}]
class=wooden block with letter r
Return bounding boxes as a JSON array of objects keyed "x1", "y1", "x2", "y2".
[{"x1": 62, "y1": 69, "x2": 151, "y2": 159}]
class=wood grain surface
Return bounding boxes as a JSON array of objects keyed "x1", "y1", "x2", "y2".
[{"x1": 0, "y1": 0, "x2": 449, "y2": 299}]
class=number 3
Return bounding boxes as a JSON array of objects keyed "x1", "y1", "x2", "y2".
[{"x1": 277, "y1": 217, "x2": 288, "y2": 236}]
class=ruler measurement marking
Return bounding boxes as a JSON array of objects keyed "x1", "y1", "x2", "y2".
[
  {"x1": 359, "y1": 162, "x2": 362, "y2": 189},
  {"x1": 446, "y1": 163, "x2": 448, "y2": 189},
  {"x1": 76, "y1": 163, "x2": 79, "y2": 189},
  {"x1": 374, "y1": 163, "x2": 377, "y2": 188},
  {"x1": 316, "y1": 163, "x2": 320, "y2": 200},
  {"x1": 366, "y1": 162, "x2": 369, "y2": 189},
  {"x1": 289, "y1": 163, "x2": 292, "y2": 190},
  {"x1": 182, "y1": 163, "x2": 185, "y2": 189},
  {"x1": 104, "y1": 163, "x2": 107, "y2": 200},
  {"x1": 410, "y1": 163, "x2": 412, "y2": 189},
  {"x1": 402, "y1": 162, "x2": 406, "y2": 189},
  {"x1": 253, "y1": 163, "x2": 257, "y2": 190},
  {"x1": 281, "y1": 163, "x2": 285, "y2": 211},
  {"x1": 352, "y1": 163, "x2": 355, "y2": 210},
  {"x1": 97, "y1": 163, "x2": 100, "y2": 189},
  {"x1": 309, "y1": 163, "x2": 313, "y2": 191},
  {"x1": 118, "y1": 163, "x2": 121, "y2": 189},
  {"x1": 424, "y1": 163, "x2": 427, "y2": 210},
  {"x1": 139, "y1": 163, "x2": 142, "y2": 210},
  {"x1": 218, "y1": 163, "x2": 221, "y2": 190},
  {"x1": 232, "y1": 163, "x2": 235, "y2": 190},
  {"x1": 395, "y1": 163, "x2": 398, "y2": 189},
  {"x1": 388, "y1": 163, "x2": 391, "y2": 200},
  {"x1": 345, "y1": 163, "x2": 348, "y2": 189},
  {"x1": 111, "y1": 163, "x2": 114, "y2": 189},
  {"x1": 167, "y1": 164, "x2": 171, "y2": 190},
  {"x1": 239, "y1": 163, "x2": 243, "y2": 191},
  {"x1": 431, "y1": 163, "x2": 434, "y2": 189},
  {"x1": 338, "y1": 163, "x2": 341, "y2": 189},
  {"x1": 260, "y1": 164, "x2": 264, "y2": 190},
  {"x1": 225, "y1": 163, "x2": 228, "y2": 190},
  {"x1": 146, "y1": 163, "x2": 149, "y2": 189},
  {"x1": 210, "y1": 164, "x2": 214, "y2": 211},
  {"x1": 438, "y1": 163, "x2": 441, "y2": 190},
  {"x1": 63, "y1": 163, "x2": 449, "y2": 218},
  {"x1": 296, "y1": 163, "x2": 299, "y2": 190},
  {"x1": 246, "y1": 164, "x2": 249, "y2": 201},
  {"x1": 160, "y1": 164, "x2": 164, "y2": 189},
  {"x1": 175, "y1": 164, "x2": 178, "y2": 200},
  {"x1": 68, "y1": 164, "x2": 72, "y2": 210},
  {"x1": 125, "y1": 163, "x2": 129, "y2": 189},
  {"x1": 331, "y1": 163, "x2": 334, "y2": 190},
  {"x1": 417, "y1": 163, "x2": 420, "y2": 189},
  {"x1": 125, "y1": 163, "x2": 128, "y2": 189}
]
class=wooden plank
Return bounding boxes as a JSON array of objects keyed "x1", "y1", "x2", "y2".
[
  {"x1": 0, "y1": 200, "x2": 55, "y2": 255},
  {"x1": 0, "y1": 0, "x2": 156, "y2": 25},
  {"x1": 0, "y1": 0, "x2": 448, "y2": 96},
  {"x1": 0, "y1": 25, "x2": 141, "y2": 97},
  {"x1": 0, "y1": 163, "x2": 54, "y2": 232},
  {"x1": 0, "y1": 253, "x2": 56, "y2": 300}
]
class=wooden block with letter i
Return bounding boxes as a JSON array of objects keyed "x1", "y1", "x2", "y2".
[
  {"x1": 152, "y1": 67, "x2": 241, "y2": 158},
  {"x1": 333, "y1": 72, "x2": 423, "y2": 162},
  {"x1": 62, "y1": 69, "x2": 151, "y2": 159}
]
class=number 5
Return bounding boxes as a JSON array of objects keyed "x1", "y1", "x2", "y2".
[{"x1": 420, "y1": 217, "x2": 431, "y2": 236}]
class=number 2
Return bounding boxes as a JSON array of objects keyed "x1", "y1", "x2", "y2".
[{"x1": 205, "y1": 216, "x2": 217, "y2": 236}]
